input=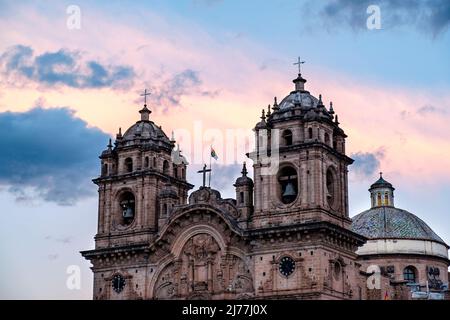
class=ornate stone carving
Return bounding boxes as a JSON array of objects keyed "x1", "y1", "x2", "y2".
[{"x1": 153, "y1": 233, "x2": 253, "y2": 299}]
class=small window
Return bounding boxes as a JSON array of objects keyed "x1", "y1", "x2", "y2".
[
  {"x1": 240, "y1": 191, "x2": 244, "y2": 204},
  {"x1": 282, "y1": 129, "x2": 293, "y2": 146},
  {"x1": 308, "y1": 127, "x2": 313, "y2": 139},
  {"x1": 163, "y1": 203, "x2": 168, "y2": 217},
  {"x1": 334, "y1": 262, "x2": 341, "y2": 279},
  {"x1": 325, "y1": 133, "x2": 330, "y2": 146},
  {"x1": 173, "y1": 164, "x2": 178, "y2": 178},
  {"x1": 181, "y1": 168, "x2": 185, "y2": 179},
  {"x1": 102, "y1": 163, "x2": 108, "y2": 176},
  {"x1": 144, "y1": 157, "x2": 149, "y2": 168},
  {"x1": 124, "y1": 158, "x2": 133, "y2": 173},
  {"x1": 326, "y1": 168, "x2": 336, "y2": 207},
  {"x1": 377, "y1": 193, "x2": 382, "y2": 206},
  {"x1": 384, "y1": 192, "x2": 389, "y2": 205},
  {"x1": 163, "y1": 160, "x2": 169, "y2": 174},
  {"x1": 153, "y1": 157, "x2": 157, "y2": 168},
  {"x1": 403, "y1": 266, "x2": 417, "y2": 283}
]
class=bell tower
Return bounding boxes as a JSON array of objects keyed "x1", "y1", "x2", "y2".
[
  {"x1": 82, "y1": 94, "x2": 194, "y2": 299},
  {"x1": 247, "y1": 64, "x2": 365, "y2": 300},
  {"x1": 92, "y1": 100, "x2": 193, "y2": 249},
  {"x1": 249, "y1": 70, "x2": 353, "y2": 229}
]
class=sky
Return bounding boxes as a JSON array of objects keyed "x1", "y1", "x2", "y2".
[{"x1": 0, "y1": 0, "x2": 449, "y2": 299}]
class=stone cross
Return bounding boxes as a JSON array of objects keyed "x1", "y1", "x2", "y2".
[
  {"x1": 140, "y1": 89, "x2": 151, "y2": 105},
  {"x1": 293, "y1": 57, "x2": 305, "y2": 74},
  {"x1": 197, "y1": 164, "x2": 211, "y2": 187}
]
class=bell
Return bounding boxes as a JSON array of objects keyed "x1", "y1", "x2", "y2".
[
  {"x1": 122, "y1": 206, "x2": 134, "y2": 219},
  {"x1": 282, "y1": 182, "x2": 296, "y2": 197}
]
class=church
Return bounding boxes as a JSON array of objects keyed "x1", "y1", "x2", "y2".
[{"x1": 81, "y1": 66, "x2": 449, "y2": 300}]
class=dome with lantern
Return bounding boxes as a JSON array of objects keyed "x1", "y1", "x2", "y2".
[
  {"x1": 352, "y1": 173, "x2": 449, "y2": 259},
  {"x1": 115, "y1": 105, "x2": 173, "y2": 151}
]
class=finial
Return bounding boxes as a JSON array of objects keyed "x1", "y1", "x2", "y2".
[
  {"x1": 292, "y1": 58, "x2": 307, "y2": 91},
  {"x1": 241, "y1": 161, "x2": 248, "y2": 176},
  {"x1": 260, "y1": 109, "x2": 266, "y2": 121},
  {"x1": 335, "y1": 115, "x2": 339, "y2": 125},
  {"x1": 177, "y1": 143, "x2": 181, "y2": 152},
  {"x1": 379, "y1": 172, "x2": 383, "y2": 179},
  {"x1": 107, "y1": 138, "x2": 112, "y2": 149},
  {"x1": 171, "y1": 130, "x2": 175, "y2": 142},
  {"x1": 318, "y1": 94, "x2": 323, "y2": 105},
  {"x1": 329, "y1": 101, "x2": 334, "y2": 114},
  {"x1": 116, "y1": 127, "x2": 122, "y2": 139},
  {"x1": 140, "y1": 89, "x2": 151, "y2": 106},
  {"x1": 293, "y1": 56, "x2": 305, "y2": 75},
  {"x1": 267, "y1": 104, "x2": 271, "y2": 117},
  {"x1": 272, "y1": 97, "x2": 279, "y2": 111},
  {"x1": 139, "y1": 89, "x2": 152, "y2": 121}
]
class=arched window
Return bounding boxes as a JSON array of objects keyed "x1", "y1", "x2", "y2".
[
  {"x1": 163, "y1": 160, "x2": 169, "y2": 175},
  {"x1": 119, "y1": 191, "x2": 135, "y2": 225},
  {"x1": 240, "y1": 191, "x2": 244, "y2": 204},
  {"x1": 384, "y1": 192, "x2": 389, "y2": 205},
  {"x1": 377, "y1": 193, "x2": 382, "y2": 206},
  {"x1": 308, "y1": 127, "x2": 313, "y2": 139},
  {"x1": 403, "y1": 266, "x2": 417, "y2": 283},
  {"x1": 153, "y1": 157, "x2": 157, "y2": 168},
  {"x1": 124, "y1": 158, "x2": 133, "y2": 173},
  {"x1": 163, "y1": 203, "x2": 168, "y2": 217},
  {"x1": 282, "y1": 129, "x2": 293, "y2": 146},
  {"x1": 144, "y1": 156, "x2": 149, "y2": 168},
  {"x1": 278, "y1": 166, "x2": 298, "y2": 204},
  {"x1": 325, "y1": 133, "x2": 330, "y2": 146},
  {"x1": 102, "y1": 163, "x2": 108, "y2": 176},
  {"x1": 334, "y1": 262, "x2": 341, "y2": 280},
  {"x1": 181, "y1": 168, "x2": 185, "y2": 180},
  {"x1": 326, "y1": 168, "x2": 336, "y2": 207},
  {"x1": 333, "y1": 140, "x2": 337, "y2": 149},
  {"x1": 173, "y1": 164, "x2": 178, "y2": 178}
]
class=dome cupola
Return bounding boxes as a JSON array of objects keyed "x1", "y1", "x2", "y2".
[{"x1": 369, "y1": 172, "x2": 395, "y2": 208}]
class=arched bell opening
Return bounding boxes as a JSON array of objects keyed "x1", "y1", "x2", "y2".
[
  {"x1": 118, "y1": 191, "x2": 135, "y2": 225},
  {"x1": 277, "y1": 166, "x2": 298, "y2": 204}
]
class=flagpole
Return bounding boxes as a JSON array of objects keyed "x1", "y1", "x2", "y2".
[{"x1": 208, "y1": 145, "x2": 212, "y2": 188}]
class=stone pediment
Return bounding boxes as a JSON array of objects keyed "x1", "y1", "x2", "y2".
[{"x1": 187, "y1": 187, "x2": 239, "y2": 219}]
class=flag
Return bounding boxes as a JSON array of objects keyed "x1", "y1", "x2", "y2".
[{"x1": 211, "y1": 147, "x2": 218, "y2": 160}]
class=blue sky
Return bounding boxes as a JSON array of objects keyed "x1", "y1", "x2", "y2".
[{"x1": 0, "y1": 0, "x2": 449, "y2": 299}]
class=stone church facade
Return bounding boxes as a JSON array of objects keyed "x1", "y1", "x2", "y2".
[{"x1": 81, "y1": 70, "x2": 449, "y2": 300}]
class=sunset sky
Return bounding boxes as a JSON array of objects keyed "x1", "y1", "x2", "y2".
[{"x1": 0, "y1": 0, "x2": 449, "y2": 299}]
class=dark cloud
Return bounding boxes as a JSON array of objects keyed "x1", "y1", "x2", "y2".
[
  {"x1": 0, "y1": 45, "x2": 135, "y2": 88},
  {"x1": 417, "y1": 104, "x2": 448, "y2": 116},
  {"x1": 350, "y1": 150, "x2": 385, "y2": 179},
  {"x1": 0, "y1": 107, "x2": 110, "y2": 205},
  {"x1": 400, "y1": 104, "x2": 448, "y2": 119},
  {"x1": 304, "y1": 0, "x2": 450, "y2": 36},
  {"x1": 150, "y1": 69, "x2": 218, "y2": 111}
]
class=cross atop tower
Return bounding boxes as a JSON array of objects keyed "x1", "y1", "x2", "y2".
[
  {"x1": 293, "y1": 57, "x2": 305, "y2": 75},
  {"x1": 140, "y1": 89, "x2": 151, "y2": 106},
  {"x1": 197, "y1": 164, "x2": 211, "y2": 188},
  {"x1": 139, "y1": 89, "x2": 152, "y2": 121}
]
